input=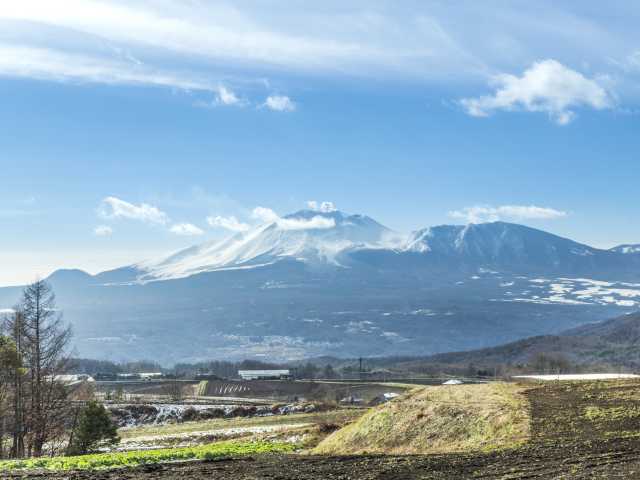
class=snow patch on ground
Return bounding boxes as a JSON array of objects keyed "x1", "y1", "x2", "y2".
[{"x1": 496, "y1": 277, "x2": 640, "y2": 307}]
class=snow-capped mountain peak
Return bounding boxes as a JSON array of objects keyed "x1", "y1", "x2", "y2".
[
  {"x1": 102, "y1": 217, "x2": 640, "y2": 284},
  {"x1": 403, "y1": 221, "x2": 603, "y2": 268},
  {"x1": 137, "y1": 210, "x2": 393, "y2": 281}
]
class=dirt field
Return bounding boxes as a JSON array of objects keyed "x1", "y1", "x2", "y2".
[{"x1": 8, "y1": 381, "x2": 640, "y2": 479}]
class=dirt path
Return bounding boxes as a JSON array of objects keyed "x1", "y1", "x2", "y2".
[{"x1": 8, "y1": 381, "x2": 640, "y2": 479}]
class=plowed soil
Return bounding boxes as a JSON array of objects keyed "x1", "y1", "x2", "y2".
[{"x1": 7, "y1": 381, "x2": 640, "y2": 479}]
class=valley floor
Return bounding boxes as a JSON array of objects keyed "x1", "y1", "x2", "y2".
[{"x1": 8, "y1": 381, "x2": 640, "y2": 479}]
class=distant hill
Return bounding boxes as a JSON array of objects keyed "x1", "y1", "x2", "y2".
[{"x1": 404, "y1": 312, "x2": 640, "y2": 370}]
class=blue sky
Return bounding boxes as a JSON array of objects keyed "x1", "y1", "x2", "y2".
[{"x1": 1, "y1": 0, "x2": 640, "y2": 285}]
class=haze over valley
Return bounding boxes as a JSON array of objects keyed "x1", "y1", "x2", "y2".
[{"x1": 3, "y1": 208, "x2": 639, "y2": 363}]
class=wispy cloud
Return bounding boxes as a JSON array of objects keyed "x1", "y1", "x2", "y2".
[
  {"x1": 215, "y1": 85, "x2": 245, "y2": 106},
  {"x1": 262, "y1": 95, "x2": 295, "y2": 112},
  {"x1": 0, "y1": 0, "x2": 445, "y2": 77},
  {"x1": 3, "y1": 1, "x2": 640, "y2": 113},
  {"x1": 449, "y1": 205, "x2": 567, "y2": 224},
  {"x1": 460, "y1": 60, "x2": 612, "y2": 124},
  {"x1": 252, "y1": 206, "x2": 335, "y2": 230},
  {"x1": 0, "y1": 44, "x2": 215, "y2": 91},
  {"x1": 99, "y1": 196, "x2": 169, "y2": 225},
  {"x1": 93, "y1": 225, "x2": 113, "y2": 236},
  {"x1": 207, "y1": 215, "x2": 250, "y2": 232},
  {"x1": 169, "y1": 223, "x2": 204, "y2": 236}
]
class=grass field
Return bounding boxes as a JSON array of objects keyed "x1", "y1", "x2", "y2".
[
  {"x1": 314, "y1": 382, "x2": 529, "y2": 455},
  {"x1": 0, "y1": 440, "x2": 296, "y2": 471}
]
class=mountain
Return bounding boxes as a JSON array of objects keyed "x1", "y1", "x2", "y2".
[
  {"x1": 96, "y1": 216, "x2": 640, "y2": 284},
  {"x1": 404, "y1": 312, "x2": 640, "y2": 369},
  {"x1": 136, "y1": 210, "x2": 394, "y2": 281},
  {"x1": 1, "y1": 210, "x2": 640, "y2": 364},
  {"x1": 402, "y1": 222, "x2": 635, "y2": 276}
]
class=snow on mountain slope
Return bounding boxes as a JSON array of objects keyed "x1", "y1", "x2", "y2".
[
  {"x1": 611, "y1": 244, "x2": 640, "y2": 254},
  {"x1": 405, "y1": 221, "x2": 601, "y2": 265},
  {"x1": 92, "y1": 213, "x2": 639, "y2": 284},
  {"x1": 138, "y1": 210, "x2": 395, "y2": 281}
]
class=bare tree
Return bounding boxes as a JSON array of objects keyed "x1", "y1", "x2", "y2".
[{"x1": 19, "y1": 280, "x2": 72, "y2": 457}]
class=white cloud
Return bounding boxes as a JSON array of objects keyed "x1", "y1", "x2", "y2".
[
  {"x1": 215, "y1": 85, "x2": 245, "y2": 106},
  {"x1": 169, "y1": 223, "x2": 204, "y2": 236},
  {"x1": 460, "y1": 60, "x2": 612, "y2": 124},
  {"x1": 2, "y1": 1, "x2": 640, "y2": 110},
  {"x1": 93, "y1": 225, "x2": 113, "y2": 236},
  {"x1": 280, "y1": 216, "x2": 335, "y2": 230},
  {"x1": 263, "y1": 95, "x2": 296, "y2": 112},
  {"x1": 252, "y1": 206, "x2": 335, "y2": 230},
  {"x1": 449, "y1": 205, "x2": 567, "y2": 224},
  {"x1": 251, "y1": 206, "x2": 280, "y2": 224},
  {"x1": 99, "y1": 196, "x2": 169, "y2": 225},
  {"x1": 307, "y1": 200, "x2": 337, "y2": 212},
  {"x1": 207, "y1": 215, "x2": 250, "y2": 232}
]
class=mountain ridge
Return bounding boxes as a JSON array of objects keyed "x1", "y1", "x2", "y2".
[
  {"x1": 3, "y1": 212, "x2": 639, "y2": 363},
  {"x1": 45, "y1": 214, "x2": 640, "y2": 285}
]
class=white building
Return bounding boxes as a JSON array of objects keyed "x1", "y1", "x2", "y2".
[
  {"x1": 53, "y1": 374, "x2": 95, "y2": 386},
  {"x1": 238, "y1": 369, "x2": 291, "y2": 380}
]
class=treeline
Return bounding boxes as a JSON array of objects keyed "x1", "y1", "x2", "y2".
[
  {"x1": 70, "y1": 358, "x2": 347, "y2": 380},
  {"x1": 173, "y1": 359, "x2": 285, "y2": 378},
  {"x1": 71, "y1": 358, "x2": 163, "y2": 375},
  {"x1": 0, "y1": 280, "x2": 75, "y2": 459}
]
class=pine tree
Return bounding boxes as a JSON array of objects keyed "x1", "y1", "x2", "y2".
[
  {"x1": 0, "y1": 335, "x2": 21, "y2": 458},
  {"x1": 67, "y1": 401, "x2": 119, "y2": 455}
]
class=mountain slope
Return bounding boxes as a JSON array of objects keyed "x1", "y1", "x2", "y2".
[{"x1": 412, "y1": 312, "x2": 640, "y2": 368}]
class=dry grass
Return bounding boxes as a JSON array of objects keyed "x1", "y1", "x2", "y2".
[
  {"x1": 119, "y1": 409, "x2": 362, "y2": 440},
  {"x1": 313, "y1": 382, "x2": 530, "y2": 455}
]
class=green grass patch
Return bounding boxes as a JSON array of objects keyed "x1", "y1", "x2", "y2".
[
  {"x1": 196, "y1": 380, "x2": 208, "y2": 396},
  {"x1": 0, "y1": 440, "x2": 296, "y2": 471},
  {"x1": 584, "y1": 405, "x2": 640, "y2": 422}
]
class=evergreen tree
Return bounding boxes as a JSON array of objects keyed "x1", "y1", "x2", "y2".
[{"x1": 68, "y1": 401, "x2": 119, "y2": 455}]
